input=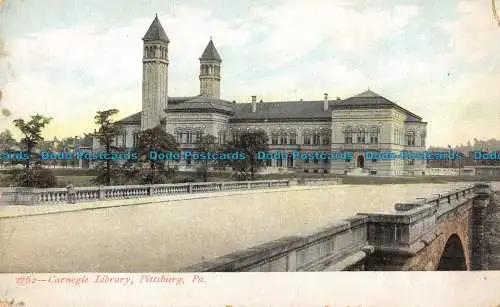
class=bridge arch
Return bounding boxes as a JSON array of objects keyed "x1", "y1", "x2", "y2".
[{"x1": 436, "y1": 234, "x2": 467, "y2": 271}]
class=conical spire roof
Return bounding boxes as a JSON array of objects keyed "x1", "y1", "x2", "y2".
[
  {"x1": 200, "y1": 39, "x2": 221, "y2": 61},
  {"x1": 143, "y1": 15, "x2": 170, "y2": 43}
]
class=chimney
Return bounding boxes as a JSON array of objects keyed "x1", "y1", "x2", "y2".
[
  {"x1": 324, "y1": 93, "x2": 329, "y2": 111},
  {"x1": 252, "y1": 96, "x2": 257, "y2": 112}
]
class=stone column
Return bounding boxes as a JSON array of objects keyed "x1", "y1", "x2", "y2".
[{"x1": 470, "y1": 183, "x2": 491, "y2": 270}]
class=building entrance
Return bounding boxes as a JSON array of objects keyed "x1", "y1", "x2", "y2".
[{"x1": 357, "y1": 155, "x2": 365, "y2": 168}]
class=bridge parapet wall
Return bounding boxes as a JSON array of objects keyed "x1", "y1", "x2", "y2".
[
  {"x1": 182, "y1": 216, "x2": 370, "y2": 272},
  {"x1": 182, "y1": 183, "x2": 492, "y2": 272},
  {"x1": 358, "y1": 185, "x2": 476, "y2": 256}
]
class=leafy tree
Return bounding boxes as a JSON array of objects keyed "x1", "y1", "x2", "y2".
[
  {"x1": 136, "y1": 121, "x2": 179, "y2": 184},
  {"x1": 80, "y1": 132, "x2": 94, "y2": 147},
  {"x1": 0, "y1": 129, "x2": 17, "y2": 168},
  {"x1": 9, "y1": 164, "x2": 57, "y2": 188},
  {"x1": 13, "y1": 114, "x2": 52, "y2": 169},
  {"x1": 224, "y1": 130, "x2": 269, "y2": 180},
  {"x1": 0, "y1": 129, "x2": 16, "y2": 151},
  {"x1": 194, "y1": 134, "x2": 220, "y2": 182},
  {"x1": 93, "y1": 109, "x2": 122, "y2": 185}
]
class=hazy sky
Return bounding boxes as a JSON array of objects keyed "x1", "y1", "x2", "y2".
[{"x1": 0, "y1": 0, "x2": 499, "y2": 146}]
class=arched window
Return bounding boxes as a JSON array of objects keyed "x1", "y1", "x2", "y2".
[
  {"x1": 370, "y1": 127, "x2": 379, "y2": 144},
  {"x1": 420, "y1": 132, "x2": 426, "y2": 147},
  {"x1": 322, "y1": 131, "x2": 331, "y2": 145},
  {"x1": 303, "y1": 132, "x2": 312, "y2": 145},
  {"x1": 289, "y1": 131, "x2": 297, "y2": 145},
  {"x1": 271, "y1": 133, "x2": 279, "y2": 145},
  {"x1": 344, "y1": 126, "x2": 353, "y2": 144},
  {"x1": 406, "y1": 131, "x2": 416, "y2": 146},
  {"x1": 356, "y1": 128, "x2": 366, "y2": 143}
]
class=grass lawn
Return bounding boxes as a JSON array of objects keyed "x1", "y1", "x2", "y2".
[
  {"x1": 2, "y1": 167, "x2": 499, "y2": 188},
  {"x1": 56, "y1": 176, "x2": 96, "y2": 187}
]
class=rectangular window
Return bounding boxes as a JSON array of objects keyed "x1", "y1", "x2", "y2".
[
  {"x1": 313, "y1": 134, "x2": 320, "y2": 145},
  {"x1": 280, "y1": 135, "x2": 287, "y2": 145},
  {"x1": 272, "y1": 135, "x2": 279, "y2": 145},
  {"x1": 195, "y1": 132, "x2": 203, "y2": 143},
  {"x1": 322, "y1": 135, "x2": 330, "y2": 145},
  {"x1": 133, "y1": 133, "x2": 139, "y2": 148},
  {"x1": 303, "y1": 135, "x2": 311, "y2": 145},
  {"x1": 345, "y1": 135, "x2": 353, "y2": 144},
  {"x1": 277, "y1": 158, "x2": 283, "y2": 167},
  {"x1": 289, "y1": 134, "x2": 297, "y2": 145},
  {"x1": 313, "y1": 158, "x2": 319, "y2": 164},
  {"x1": 266, "y1": 159, "x2": 272, "y2": 167}
]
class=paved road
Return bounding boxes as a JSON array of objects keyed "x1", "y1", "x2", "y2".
[{"x1": 0, "y1": 183, "x2": 485, "y2": 272}]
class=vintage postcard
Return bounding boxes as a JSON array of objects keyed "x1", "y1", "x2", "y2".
[{"x1": 0, "y1": 0, "x2": 500, "y2": 306}]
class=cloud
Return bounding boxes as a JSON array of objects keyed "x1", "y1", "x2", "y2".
[{"x1": 0, "y1": 0, "x2": 498, "y2": 147}]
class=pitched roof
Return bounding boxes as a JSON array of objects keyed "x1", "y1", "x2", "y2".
[
  {"x1": 231, "y1": 100, "x2": 331, "y2": 121},
  {"x1": 200, "y1": 39, "x2": 222, "y2": 61},
  {"x1": 116, "y1": 112, "x2": 141, "y2": 124},
  {"x1": 167, "y1": 95, "x2": 233, "y2": 114},
  {"x1": 115, "y1": 91, "x2": 424, "y2": 124},
  {"x1": 231, "y1": 90, "x2": 423, "y2": 122},
  {"x1": 115, "y1": 97, "x2": 197, "y2": 124},
  {"x1": 143, "y1": 15, "x2": 170, "y2": 43}
]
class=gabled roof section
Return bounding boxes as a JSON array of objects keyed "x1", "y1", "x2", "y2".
[
  {"x1": 200, "y1": 39, "x2": 222, "y2": 61},
  {"x1": 143, "y1": 15, "x2": 170, "y2": 43},
  {"x1": 340, "y1": 89, "x2": 395, "y2": 106},
  {"x1": 230, "y1": 90, "x2": 423, "y2": 122},
  {"x1": 231, "y1": 100, "x2": 331, "y2": 121},
  {"x1": 352, "y1": 89, "x2": 381, "y2": 98},
  {"x1": 116, "y1": 112, "x2": 141, "y2": 124},
  {"x1": 167, "y1": 95, "x2": 233, "y2": 115},
  {"x1": 115, "y1": 97, "x2": 197, "y2": 125}
]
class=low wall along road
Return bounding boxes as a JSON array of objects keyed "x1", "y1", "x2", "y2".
[{"x1": 1, "y1": 182, "x2": 493, "y2": 272}]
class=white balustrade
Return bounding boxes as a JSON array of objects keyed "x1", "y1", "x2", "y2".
[{"x1": 6, "y1": 179, "x2": 290, "y2": 205}]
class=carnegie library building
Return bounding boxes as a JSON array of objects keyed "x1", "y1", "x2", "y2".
[{"x1": 92, "y1": 16, "x2": 428, "y2": 176}]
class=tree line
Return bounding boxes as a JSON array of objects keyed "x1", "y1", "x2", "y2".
[{"x1": 0, "y1": 109, "x2": 269, "y2": 188}]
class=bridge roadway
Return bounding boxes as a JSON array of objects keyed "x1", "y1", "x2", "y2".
[{"x1": 1, "y1": 183, "x2": 496, "y2": 272}]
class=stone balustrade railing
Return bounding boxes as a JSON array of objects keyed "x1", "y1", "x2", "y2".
[
  {"x1": 181, "y1": 183, "x2": 489, "y2": 272},
  {"x1": 298, "y1": 178, "x2": 342, "y2": 186},
  {"x1": 0, "y1": 179, "x2": 290, "y2": 205}
]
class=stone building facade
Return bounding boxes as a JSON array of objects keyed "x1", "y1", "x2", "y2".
[{"x1": 93, "y1": 16, "x2": 428, "y2": 176}]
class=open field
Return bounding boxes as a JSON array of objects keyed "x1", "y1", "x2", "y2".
[{"x1": 1, "y1": 167, "x2": 500, "y2": 187}]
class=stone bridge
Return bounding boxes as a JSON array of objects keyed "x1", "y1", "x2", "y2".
[{"x1": 183, "y1": 183, "x2": 492, "y2": 271}]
